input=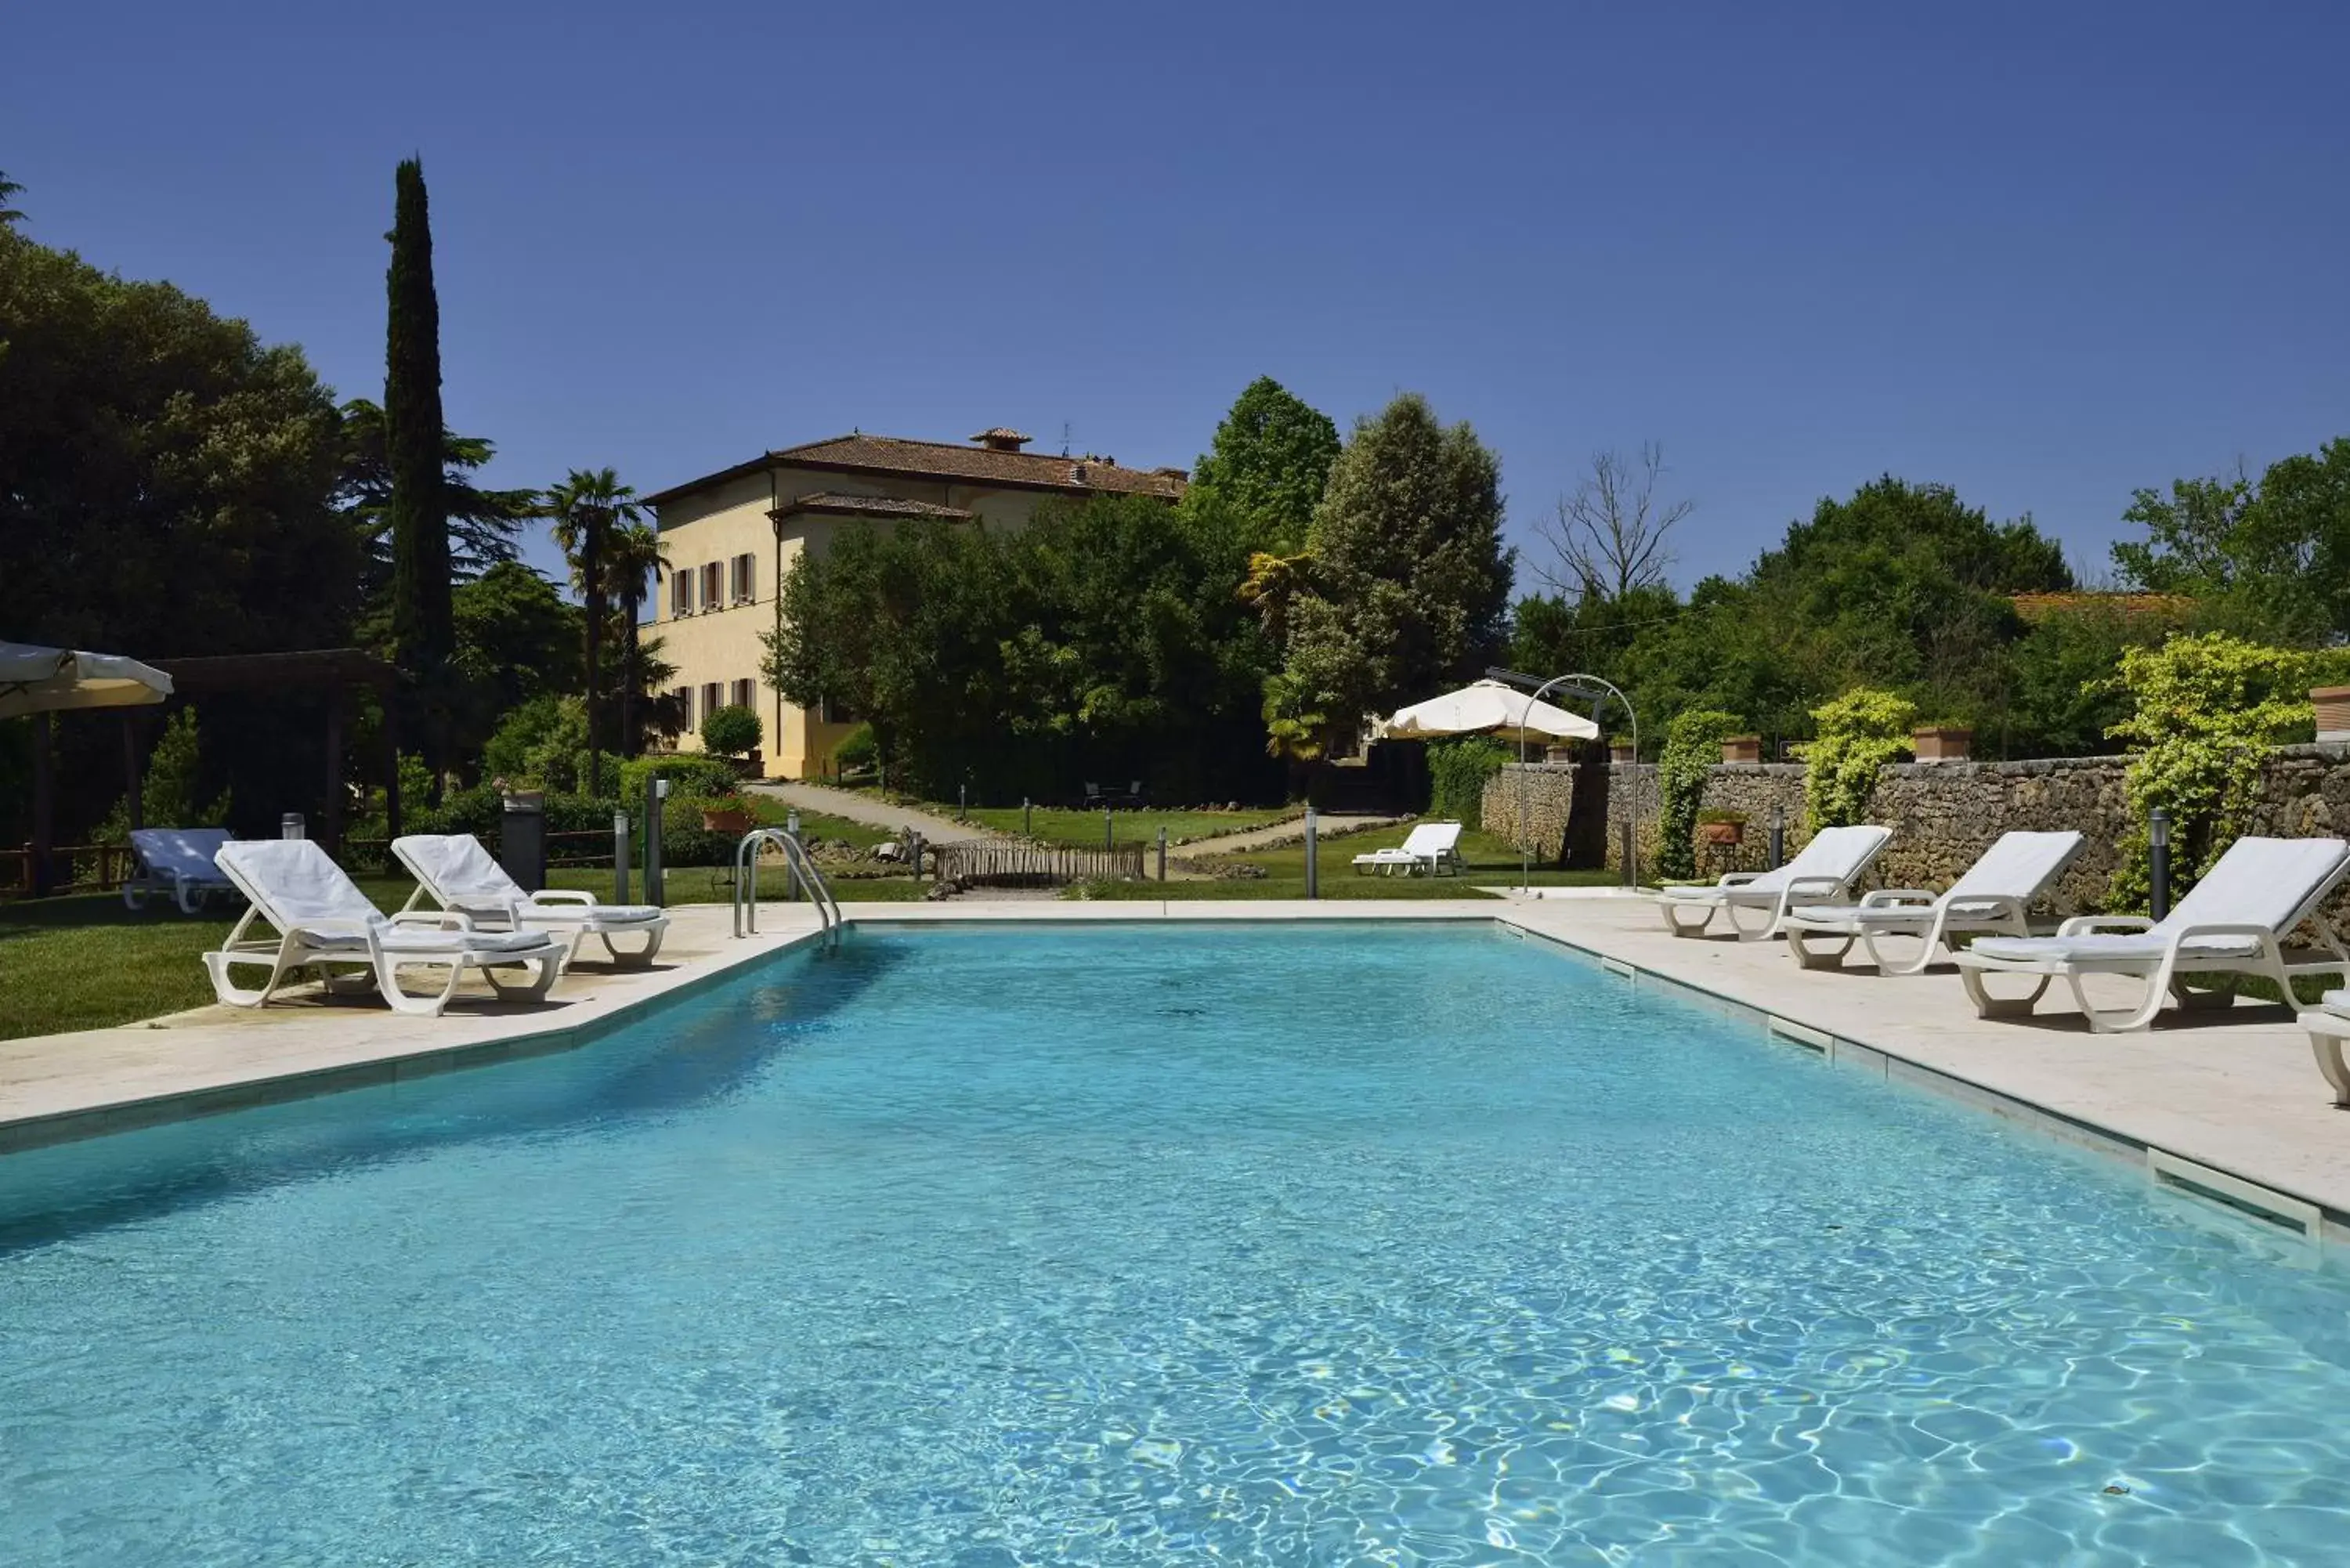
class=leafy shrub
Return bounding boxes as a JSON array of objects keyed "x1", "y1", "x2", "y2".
[
  {"x1": 701, "y1": 703, "x2": 762, "y2": 759},
  {"x1": 1802, "y1": 688, "x2": 1917, "y2": 829},
  {"x1": 94, "y1": 710, "x2": 230, "y2": 840},
  {"x1": 1427, "y1": 736, "x2": 1511, "y2": 830},
  {"x1": 1654, "y1": 710, "x2": 1739, "y2": 879},
  {"x1": 1694, "y1": 807, "x2": 1748, "y2": 827},
  {"x1": 481, "y1": 695, "x2": 588, "y2": 790},
  {"x1": 658, "y1": 791, "x2": 790, "y2": 866},
  {"x1": 616, "y1": 753, "x2": 739, "y2": 804},
  {"x1": 405, "y1": 786, "x2": 616, "y2": 840},
  {"x1": 832, "y1": 722, "x2": 877, "y2": 775},
  {"x1": 2106, "y1": 634, "x2": 2341, "y2": 909}
]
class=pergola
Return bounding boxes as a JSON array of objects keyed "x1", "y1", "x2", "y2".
[{"x1": 146, "y1": 649, "x2": 404, "y2": 855}]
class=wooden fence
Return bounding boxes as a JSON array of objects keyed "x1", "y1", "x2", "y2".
[
  {"x1": 3, "y1": 829, "x2": 622, "y2": 899},
  {"x1": 930, "y1": 840, "x2": 1148, "y2": 887}
]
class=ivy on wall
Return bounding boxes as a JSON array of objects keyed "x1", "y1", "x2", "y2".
[
  {"x1": 1802, "y1": 688, "x2": 1917, "y2": 829},
  {"x1": 1654, "y1": 710, "x2": 1740, "y2": 879},
  {"x1": 2105, "y1": 634, "x2": 2339, "y2": 910},
  {"x1": 1429, "y1": 736, "x2": 1511, "y2": 831}
]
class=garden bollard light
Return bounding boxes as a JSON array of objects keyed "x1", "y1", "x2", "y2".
[
  {"x1": 1023, "y1": 797, "x2": 1032, "y2": 836},
  {"x1": 1305, "y1": 807, "x2": 1319, "y2": 900},
  {"x1": 1104, "y1": 805, "x2": 1114, "y2": 851},
  {"x1": 280, "y1": 812, "x2": 305, "y2": 840},
  {"x1": 1157, "y1": 826, "x2": 1168, "y2": 883},
  {"x1": 1769, "y1": 802, "x2": 1785, "y2": 871},
  {"x1": 2149, "y1": 807, "x2": 2170, "y2": 923},
  {"x1": 910, "y1": 831, "x2": 924, "y2": 880},
  {"x1": 613, "y1": 810, "x2": 631, "y2": 904},
  {"x1": 959, "y1": 783, "x2": 967, "y2": 822},
  {"x1": 645, "y1": 777, "x2": 667, "y2": 907}
]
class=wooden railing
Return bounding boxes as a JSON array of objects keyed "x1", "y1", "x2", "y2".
[
  {"x1": 2, "y1": 844, "x2": 139, "y2": 898},
  {"x1": 930, "y1": 840, "x2": 1147, "y2": 887}
]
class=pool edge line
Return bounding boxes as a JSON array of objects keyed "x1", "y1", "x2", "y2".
[{"x1": 1489, "y1": 911, "x2": 2350, "y2": 1252}]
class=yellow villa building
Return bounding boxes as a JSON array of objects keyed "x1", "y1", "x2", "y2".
[{"x1": 644, "y1": 428, "x2": 1188, "y2": 779}]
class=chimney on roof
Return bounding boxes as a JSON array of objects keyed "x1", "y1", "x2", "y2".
[{"x1": 971, "y1": 427, "x2": 1032, "y2": 452}]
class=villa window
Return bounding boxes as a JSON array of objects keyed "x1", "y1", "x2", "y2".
[
  {"x1": 674, "y1": 685, "x2": 694, "y2": 728},
  {"x1": 700, "y1": 562, "x2": 723, "y2": 612},
  {"x1": 671, "y1": 569, "x2": 693, "y2": 617},
  {"x1": 732, "y1": 677, "x2": 754, "y2": 710},
  {"x1": 731, "y1": 553, "x2": 756, "y2": 605},
  {"x1": 701, "y1": 681, "x2": 721, "y2": 721}
]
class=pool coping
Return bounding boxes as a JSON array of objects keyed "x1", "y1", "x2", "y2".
[{"x1": 4, "y1": 898, "x2": 2345, "y2": 1257}]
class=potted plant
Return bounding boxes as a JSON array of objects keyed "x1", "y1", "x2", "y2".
[
  {"x1": 700, "y1": 795, "x2": 754, "y2": 836},
  {"x1": 1721, "y1": 735, "x2": 1762, "y2": 764},
  {"x1": 1911, "y1": 723, "x2": 1972, "y2": 763},
  {"x1": 1694, "y1": 808, "x2": 1748, "y2": 847},
  {"x1": 1609, "y1": 738, "x2": 1636, "y2": 766}
]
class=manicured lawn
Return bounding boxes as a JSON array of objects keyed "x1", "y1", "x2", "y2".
[
  {"x1": 0, "y1": 830, "x2": 924, "y2": 1042},
  {"x1": 1073, "y1": 819, "x2": 1626, "y2": 899},
  {"x1": 935, "y1": 803, "x2": 1297, "y2": 847}
]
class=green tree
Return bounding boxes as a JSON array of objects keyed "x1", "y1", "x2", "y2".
[
  {"x1": 2111, "y1": 441, "x2": 2350, "y2": 642},
  {"x1": 384, "y1": 158, "x2": 454, "y2": 791},
  {"x1": 1184, "y1": 376, "x2": 1341, "y2": 553},
  {"x1": 334, "y1": 397, "x2": 537, "y2": 596},
  {"x1": 0, "y1": 226, "x2": 351, "y2": 842},
  {"x1": 1801, "y1": 688, "x2": 1918, "y2": 829},
  {"x1": 449, "y1": 561, "x2": 582, "y2": 766},
  {"x1": 544, "y1": 468, "x2": 642, "y2": 797},
  {"x1": 1274, "y1": 393, "x2": 1514, "y2": 756},
  {"x1": 0, "y1": 168, "x2": 23, "y2": 229},
  {"x1": 601, "y1": 519, "x2": 667, "y2": 756},
  {"x1": 701, "y1": 703, "x2": 762, "y2": 760},
  {"x1": 1654, "y1": 709, "x2": 1740, "y2": 880}
]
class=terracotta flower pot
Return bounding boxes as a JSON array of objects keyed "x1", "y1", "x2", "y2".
[
  {"x1": 1720, "y1": 735, "x2": 1762, "y2": 764},
  {"x1": 1912, "y1": 726, "x2": 1972, "y2": 763},
  {"x1": 701, "y1": 806, "x2": 754, "y2": 836},
  {"x1": 1696, "y1": 821, "x2": 1744, "y2": 847},
  {"x1": 2316, "y1": 686, "x2": 2350, "y2": 742}
]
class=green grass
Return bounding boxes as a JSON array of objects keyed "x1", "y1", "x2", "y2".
[
  {"x1": 1072, "y1": 819, "x2": 1625, "y2": 899},
  {"x1": 933, "y1": 803, "x2": 1296, "y2": 847}
]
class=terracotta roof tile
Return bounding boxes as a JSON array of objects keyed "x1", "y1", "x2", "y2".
[
  {"x1": 771, "y1": 492, "x2": 974, "y2": 522},
  {"x1": 646, "y1": 432, "x2": 1188, "y2": 506}
]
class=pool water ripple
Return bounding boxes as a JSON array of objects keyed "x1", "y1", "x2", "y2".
[{"x1": 4, "y1": 924, "x2": 2350, "y2": 1564}]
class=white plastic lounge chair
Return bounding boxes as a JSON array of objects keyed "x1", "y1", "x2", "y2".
[
  {"x1": 121, "y1": 827, "x2": 240, "y2": 914},
  {"x1": 1352, "y1": 822, "x2": 1464, "y2": 877},
  {"x1": 1781, "y1": 830, "x2": 2086, "y2": 974},
  {"x1": 1656, "y1": 824, "x2": 1893, "y2": 940},
  {"x1": 204, "y1": 839, "x2": 564, "y2": 1017},
  {"x1": 1958, "y1": 836, "x2": 2350, "y2": 1034},
  {"x1": 392, "y1": 833, "x2": 667, "y2": 970},
  {"x1": 2297, "y1": 995, "x2": 2350, "y2": 1107}
]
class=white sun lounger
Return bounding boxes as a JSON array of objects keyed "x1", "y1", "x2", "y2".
[
  {"x1": 1958, "y1": 836, "x2": 2350, "y2": 1034},
  {"x1": 1781, "y1": 830, "x2": 2086, "y2": 974},
  {"x1": 393, "y1": 833, "x2": 668, "y2": 970},
  {"x1": 1352, "y1": 822, "x2": 1464, "y2": 877},
  {"x1": 121, "y1": 827, "x2": 240, "y2": 914},
  {"x1": 204, "y1": 839, "x2": 564, "y2": 1017},
  {"x1": 1656, "y1": 824, "x2": 1892, "y2": 940},
  {"x1": 2297, "y1": 996, "x2": 2350, "y2": 1107}
]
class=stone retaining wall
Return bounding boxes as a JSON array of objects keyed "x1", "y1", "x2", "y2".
[{"x1": 1484, "y1": 742, "x2": 2350, "y2": 913}]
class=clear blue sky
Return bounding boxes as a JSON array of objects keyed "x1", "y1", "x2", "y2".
[{"x1": 9, "y1": 1, "x2": 2348, "y2": 592}]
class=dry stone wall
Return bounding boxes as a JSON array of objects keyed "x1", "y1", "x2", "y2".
[{"x1": 1486, "y1": 742, "x2": 2350, "y2": 913}]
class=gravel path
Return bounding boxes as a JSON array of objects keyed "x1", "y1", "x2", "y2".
[
  {"x1": 745, "y1": 781, "x2": 1007, "y2": 844},
  {"x1": 1177, "y1": 812, "x2": 1408, "y2": 854}
]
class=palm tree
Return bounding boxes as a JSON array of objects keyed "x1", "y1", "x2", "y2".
[
  {"x1": 544, "y1": 468, "x2": 642, "y2": 796},
  {"x1": 601, "y1": 519, "x2": 667, "y2": 757},
  {"x1": 0, "y1": 169, "x2": 24, "y2": 229}
]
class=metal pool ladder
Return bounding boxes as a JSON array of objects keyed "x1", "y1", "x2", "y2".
[{"x1": 732, "y1": 828, "x2": 844, "y2": 948}]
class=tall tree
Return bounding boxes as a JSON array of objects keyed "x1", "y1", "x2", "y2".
[
  {"x1": 2110, "y1": 439, "x2": 2350, "y2": 644},
  {"x1": 1535, "y1": 443, "x2": 1691, "y2": 600},
  {"x1": 1184, "y1": 376, "x2": 1342, "y2": 553},
  {"x1": 544, "y1": 468, "x2": 642, "y2": 795},
  {"x1": 384, "y1": 158, "x2": 454, "y2": 786},
  {"x1": 601, "y1": 519, "x2": 667, "y2": 756},
  {"x1": 0, "y1": 169, "x2": 24, "y2": 229},
  {"x1": 1273, "y1": 393, "x2": 1514, "y2": 753},
  {"x1": 334, "y1": 397, "x2": 536, "y2": 598}
]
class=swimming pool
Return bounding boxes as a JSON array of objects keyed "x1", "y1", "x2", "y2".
[{"x1": 4, "y1": 923, "x2": 2348, "y2": 1564}]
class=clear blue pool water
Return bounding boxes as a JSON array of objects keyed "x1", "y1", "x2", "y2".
[{"x1": 5, "y1": 923, "x2": 2350, "y2": 1565}]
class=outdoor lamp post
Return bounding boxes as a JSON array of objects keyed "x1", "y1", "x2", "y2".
[
  {"x1": 1769, "y1": 801, "x2": 1786, "y2": 870},
  {"x1": 1485, "y1": 668, "x2": 1640, "y2": 893},
  {"x1": 2149, "y1": 807, "x2": 2171, "y2": 922}
]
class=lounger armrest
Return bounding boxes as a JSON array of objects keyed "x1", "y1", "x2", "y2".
[
  {"x1": 1715, "y1": 872, "x2": 1766, "y2": 887},
  {"x1": 387, "y1": 910, "x2": 476, "y2": 932},
  {"x1": 2057, "y1": 914, "x2": 2153, "y2": 936},
  {"x1": 525, "y1": 889, "x2": 599, "y2": 908},
  {"x1": 1860, "y1": 889, "x2": 1940, "y2": 908},
  {"x1": 1783, "y1": 876, "x2": 1849, "y2": 895},
  {"x1": 2167, "y1": 922, "x2": 2282, "y2": 947}
]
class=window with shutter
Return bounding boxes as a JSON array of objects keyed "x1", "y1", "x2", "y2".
[
  {"x1": 701, "y1": 562, "x2": 722, "y2": 611},
  {"x1": 675, "y1": 686, "x2": 694, "y2": 727},
  {"x1": 672, "y1": 569, "x2": 693, "y2": 617},
  {"x1": 732, "y1": 554, "x2": 755, "y2": 604},
  {"x1": 732, "y1": 678, "x2": 753, "y2": 710},
  {"x1": 702, "y1": 682, "x2": 721, "y2": 721}
]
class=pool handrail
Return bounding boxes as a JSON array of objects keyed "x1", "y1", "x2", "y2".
[{"x1": 732, "y1": 828, "x2": 843, "y2": 947}]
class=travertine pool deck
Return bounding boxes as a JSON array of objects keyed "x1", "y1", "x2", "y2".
[{"x1": 4, "y1": 894, "x2": 2346, "y2": 1247}]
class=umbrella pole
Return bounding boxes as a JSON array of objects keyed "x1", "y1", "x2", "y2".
[{"x1": 30, "y1": 711, "x2": 54, "y2": 898}]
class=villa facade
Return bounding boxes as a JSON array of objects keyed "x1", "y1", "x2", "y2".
[{"x1": 644, "y1": 428, "x2": 1187, "y2": 779}]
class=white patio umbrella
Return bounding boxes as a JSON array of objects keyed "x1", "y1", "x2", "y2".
[
  {"x1": 0, "y1": 641, "x2": 173, "y2": 719},
  {"x1": 1379, "y1": 678, "x2": 1599, "y2": 743}
]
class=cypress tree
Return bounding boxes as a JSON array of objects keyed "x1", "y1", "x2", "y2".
[{"x1": 385, "y1": 157, "x2": 452, "y2": 778}]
